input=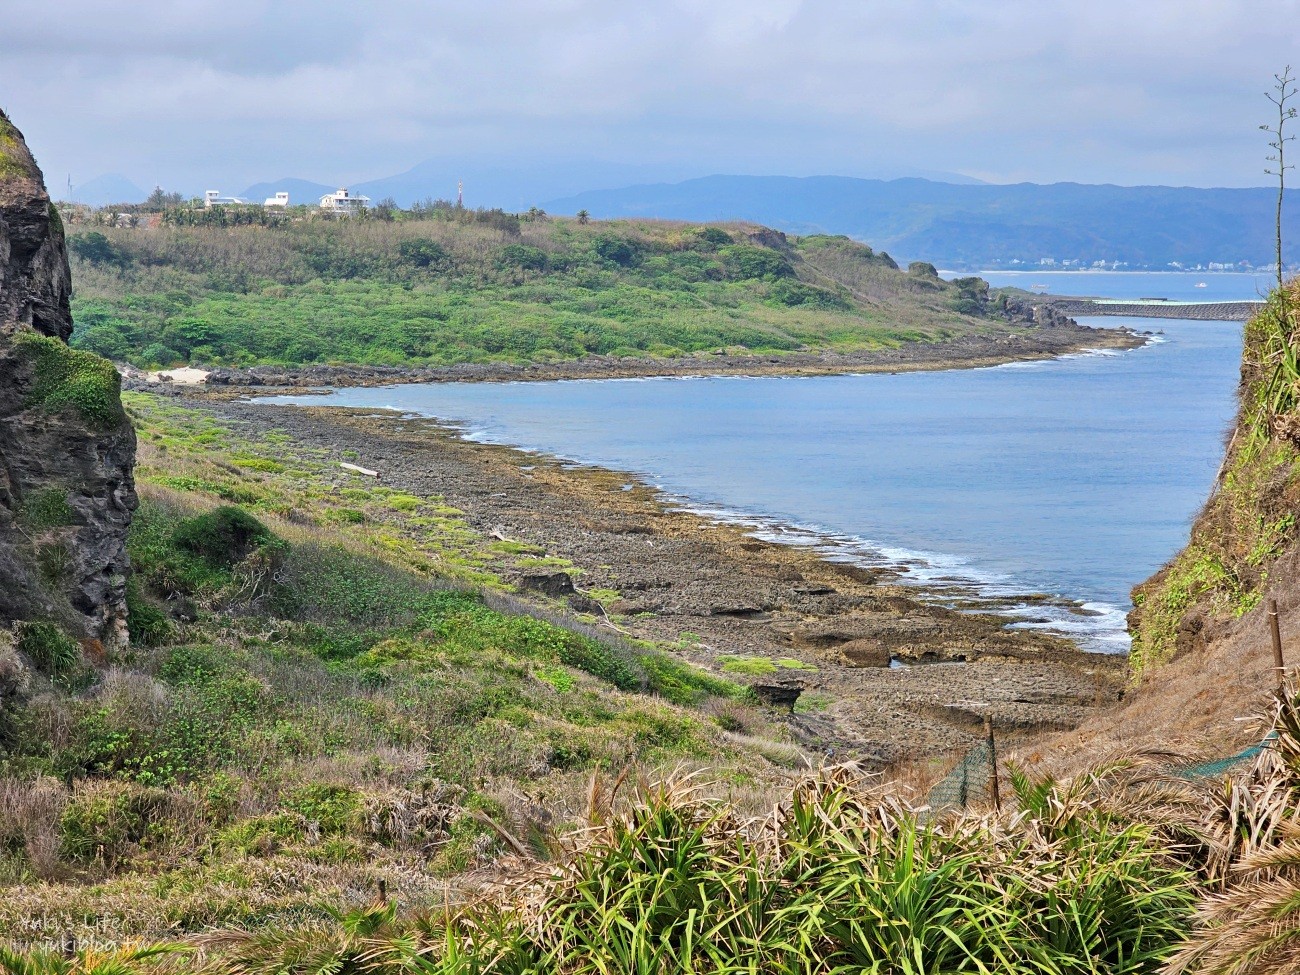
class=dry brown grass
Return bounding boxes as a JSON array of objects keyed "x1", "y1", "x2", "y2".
[{"x1": 1015, "y1": 577, "x2": 1297, "y2": 781}]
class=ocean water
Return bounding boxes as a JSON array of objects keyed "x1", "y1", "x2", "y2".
[
  {"x1": 944, "y1": 269, "x2": 1275, "y2": 303},
  {"x1": 263, "y1": 297, "x2": 1250, "y2": 652}
]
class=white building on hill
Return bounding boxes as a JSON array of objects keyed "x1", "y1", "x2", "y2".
[
  {"x1": 204, "y1": 190, "x2": 246, "y2": 207},
  {"x1": 319, "y1": 187, "x2": 369, "y2": 215},
  {"x1": 264, "y1": 192, "x2": 290, "y2": 207}
]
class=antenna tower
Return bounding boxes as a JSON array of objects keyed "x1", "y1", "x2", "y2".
[{"x1": 457, "y1": 180, "x2": 463, "y2": 208}]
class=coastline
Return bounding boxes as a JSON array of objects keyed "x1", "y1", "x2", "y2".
[
  {"x1": 189, "y1": 395, "x2": 1127, "y2": 766},
  {"x1": 140, "y1": 321, "x2": 1147, "y2": 393}
]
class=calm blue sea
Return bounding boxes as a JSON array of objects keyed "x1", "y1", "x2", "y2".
[
  {"x1": 264, "y1": 273, "x2": 1264, "y2": 652},
  {"x1": 949, "y1": 269, "x2": 1275, "y2": 302}
]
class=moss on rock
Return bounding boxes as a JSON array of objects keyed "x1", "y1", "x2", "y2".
[
  {"x1": 0, "y1": 113, "x2": 31, "y2": 181},
  {"x1": 16, "y1": 330, "x2": 127, "y2": 429},
  {"x1": 18, "y1": 487, "x2": 77, "y2": 530}
]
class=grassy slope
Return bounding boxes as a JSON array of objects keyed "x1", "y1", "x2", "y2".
[
  {"x1": 3, "y1": 392, "x2": 1293, "y2": 971},
  {"x1": 1129, "y1": 280, "x2": 1300, "y2": 674},
  {"x1": 9, "y1": 243, "x2": 1300, "y2": 975},
  {"x1": 0, "y1": 393, "x2": 803, "y2": 943},
  {"x1": 64, "y1": 212, "x2": 1012, "y2": 369}
]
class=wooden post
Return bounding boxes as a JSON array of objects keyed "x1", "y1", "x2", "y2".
[
  {"x1": 984, "y1": 715, "x2": 1001, "y2": 812},
  {"x1": 1270, "y1": 599, "x2": 1285, "y2": 690}
]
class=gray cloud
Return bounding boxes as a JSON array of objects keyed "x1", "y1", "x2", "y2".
[{"x1": 6, "y1": 0, "x2": 1298, "y2": 192}]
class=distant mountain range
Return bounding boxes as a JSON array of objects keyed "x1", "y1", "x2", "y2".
[
  {"x1": 65, "y1": 158, "x2": 980, "y2": 212},
  {"x1": 64, "y1": 162, "x2": 1297, "y2": 270},
  {"x1": 545, "y1": 176, "x2": 1300, "y2": 270},
  {"x1": 235, "y1": 163, "x2": 981, "y2": 213}
]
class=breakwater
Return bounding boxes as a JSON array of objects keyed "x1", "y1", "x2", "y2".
[{"x1": 1047, "y1": 299, "x2": 1262, "y2": 321}]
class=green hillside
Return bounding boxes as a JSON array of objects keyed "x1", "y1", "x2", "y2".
[
  {"x1": 63, "y1": 209, "x2": 1024, "y2": 369},
  {"x1": 1130, "y1": 280, "x2": 1300, "y2": 672},
  {"x1": 0, "y1": 392, "x2": 789, "y2": 942}
]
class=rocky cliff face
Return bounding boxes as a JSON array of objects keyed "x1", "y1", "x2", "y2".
[{"x1": 0, "y1": 109, "x2": 136, "y2": 648}]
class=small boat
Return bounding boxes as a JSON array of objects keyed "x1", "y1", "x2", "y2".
[
  {"x1": 1030, "y1": 283, "x2": 1049, "y2": 290},
  {"x1": 1195, "y1": 281, "x2": 1208, "y2": 288}
]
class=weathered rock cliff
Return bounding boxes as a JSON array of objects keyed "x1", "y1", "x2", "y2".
[{"x1": 0, "y1": 108, "x2": 136, "y2": 648}]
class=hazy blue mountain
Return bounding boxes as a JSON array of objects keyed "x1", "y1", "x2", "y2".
[
  {"x1": 349, "y1": 160, "x2": 703, "y2": 211},
  {"x1": 229, "y1": 159, "x2": 980, "y2": 211},
  {"x1": 544, "y1": 175, "x2": 1299, "y2": 268},
  {"x1": 238, "y1": 177, "x2": 336, "y2": 205},
  {"x1": 67, "y1": 173, "x2": 147, "y2": 206},
  {"x1": 236, "y1": 161, "x2": 980, "y2": 212}
]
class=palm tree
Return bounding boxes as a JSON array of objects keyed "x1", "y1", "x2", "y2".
[{"x1": 576, "y1": 209, "x2": 589, "y2": 226}]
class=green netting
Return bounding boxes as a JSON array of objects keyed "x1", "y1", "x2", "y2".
[
  {"x1": 925, "y1": 742, "x2": 994, "y2": 811},
  {"x1": 1179, "y1": 748, "x2": 1263, "y2": 778},
  {"x1": 1179, "y1": 734, "x2": 1276, "y2": 779},
  {"x1": 926, "y1": 734, "x2": 1275, "y2": 813}
]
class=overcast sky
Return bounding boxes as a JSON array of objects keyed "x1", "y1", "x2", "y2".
[{"x1": 5, "y1": 0, "x2": 1298, "y2": 195}]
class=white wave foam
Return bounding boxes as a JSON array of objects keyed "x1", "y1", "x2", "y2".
[{"x1": 663, "y1": 495, "x2": 1130, "y2": 654}]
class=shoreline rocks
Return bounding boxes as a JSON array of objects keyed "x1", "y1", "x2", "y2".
[{"x1": 187, "y1": 396, "x2": 1127, "y2": 763}]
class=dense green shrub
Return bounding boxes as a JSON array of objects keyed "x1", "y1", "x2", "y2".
[
  {"x1": 719, "y1": 243, "x2": 795, "y2": 280},
  {"x1": 15, "y1": 331, "x2": 126, "y2": 429},
  {"x1": 398, "y1": 237, "x2": 448, "y2": 268},
  {"x1": 691, "y1": 226, "x2": 733, "y2": 249},
  {"x1": 68, "y1": 231, "x2": 132, "y2": 268},
  {"x1": 593, "y1": 234, "x2": 641, "y2": 267},
  {"x1": 128, "y1": 499, "x2": 235, "y2": 601},
  {"x1": 497, "y1": 243, "x2": 549, "y2": 271},
  {"x1": 765, "y1": 280, "x2": 850, "y2": 310},
  {"x1": 58, "y1": 780, "x2": 168, "y2": 866},
  {"x1": 15, "y1": 622, "x2": 79, "y2": 679},
  {"x1": 172, "y1": 506, "x2": 278, "y2": 567},
  {"x1": 139, "y1": 342, "x2": 183, "y2": 366}
]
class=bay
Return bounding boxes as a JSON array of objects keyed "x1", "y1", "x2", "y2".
[{"x1": 263, "y1": 287, "x2": 1249, "y2": 652}]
